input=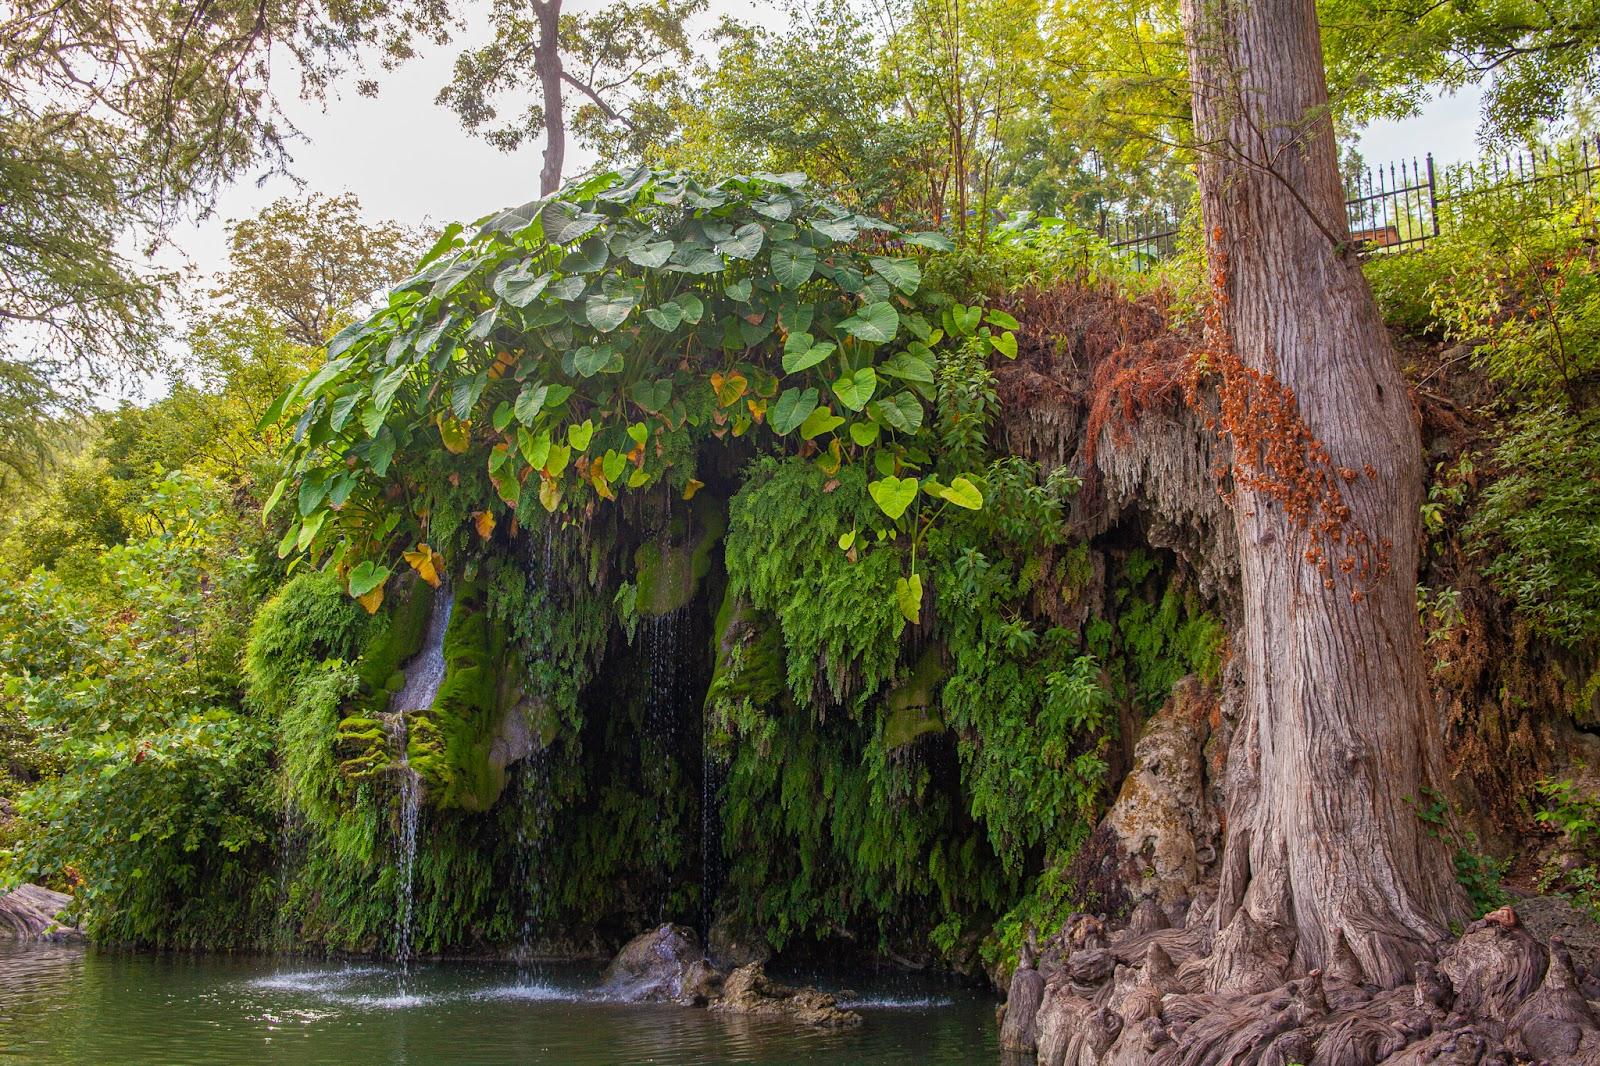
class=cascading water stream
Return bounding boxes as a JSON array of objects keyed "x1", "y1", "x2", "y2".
[{"x1": 389, "y1": 585, "x2": 455, "y2": 974}]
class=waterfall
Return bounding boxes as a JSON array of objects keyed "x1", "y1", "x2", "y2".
[
  {"x1": 643, "y1": 607, "x2": 685, "y2": 922},
  {"x1": 389, "y1": 585, "x2": 455, "y2": 969},
  {"x1": 513, "y1": 749, "x2": 552, "y2": 974}
]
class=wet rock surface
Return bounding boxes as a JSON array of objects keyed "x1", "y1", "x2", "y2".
[
  {"x1": 711, "y1": 963, "x2": 863, "y2": 1028},
  {"x1": 599, "y1": 924, "x2": 717, "y2": 1005},
  {"x1": 600, "y1": 925, "x2": 859, "y2": 1025},
  {"x1": 0, "y1": 885, "x2": 82, "y2": 942}
]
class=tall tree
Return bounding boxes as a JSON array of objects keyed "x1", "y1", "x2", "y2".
[
  {"x1": 1181, "y1": 0, "x2": 1468, "y2": 988},
  {"x1": 435, "y1": 0, "x2": 706, "y2": 194},
  {"x1": 0, "y1": 0, "x2": 446, "y2": 481},
  {"x1": 218, "y1": 193, "x2": 422, "y2": 347}
]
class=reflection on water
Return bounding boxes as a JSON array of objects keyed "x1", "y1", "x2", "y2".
[{"x1": 0, "y1": 944, "x2": 998, "y2": 1064}]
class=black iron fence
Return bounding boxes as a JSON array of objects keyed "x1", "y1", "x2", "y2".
[{"x1": 1098, "y1": 134, "x2": 1600, "y2": 265}]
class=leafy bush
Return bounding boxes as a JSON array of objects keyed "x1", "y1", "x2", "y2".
[
  {"x1": 1466, "y1": 407, "x2": 1600, "y2": 651},
  {"x1": 0, "y1": 473, "x2": 277, "y2": 945}
]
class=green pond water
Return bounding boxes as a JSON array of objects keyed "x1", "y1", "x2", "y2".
[{"x1": 0, "y1": 944, "x2": 999, "y2": 1064}]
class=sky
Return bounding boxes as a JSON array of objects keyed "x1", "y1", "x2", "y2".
[
  {"x1": 170, "y1": 2, "x2": 1490, "y2": 285},
  {"x1": 142, "y1": 0, "x2": 1489, "y2": 400}
]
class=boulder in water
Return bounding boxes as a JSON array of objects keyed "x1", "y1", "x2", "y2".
[
  {"x1": 0, "y1": 884, "x2": 84, "y2": 942},
  {"x1": 599, "y1": 923, "x2": 717, "y2": 1004},
  {"x1": 711, "y1": 962, "x2": 863, "y2": 1027}
]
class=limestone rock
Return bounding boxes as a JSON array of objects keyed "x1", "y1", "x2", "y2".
[
  {"x1": 0, "y1": 884, "x2": 83, "y2": 942},
  {"x1": 599, "y1": 923, "x2": 715, "y2": 1004},
  {"x1": 710, "y1": 962, "x2": 862, "y2": 1028},
  {"x1": 1100, "y1": 677, "x2": 1221, "y2": 906}
]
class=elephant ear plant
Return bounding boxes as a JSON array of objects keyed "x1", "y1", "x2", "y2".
[{"x1": 263, "y1": 168, "x2": 1019, "y2": 619}]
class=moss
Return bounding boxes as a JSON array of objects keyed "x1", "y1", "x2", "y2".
[
  {"x1": 635, "y1": 493, "x2": 727, "y2": 616},
  {"x1": 404, "y1": 579, "x2": 521, "y2": 812},
  {"x1": 705, "y1": 586, "x2": 788, "y2": 756},
  {"x1": 882, "y1": 644, "x2": 948, "y2": 750},
  {"x1": 355, "y1": 575, "x2": 434, "y2": 694},
  {"x1": 245, "y1": 570, "x2": 372, "y2": 707},
  {"x1": 334, "y1": 716, "x2": 391, "y2": 779}
]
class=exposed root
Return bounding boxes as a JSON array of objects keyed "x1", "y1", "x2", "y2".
[{"x1": 1002, "y1": 905, "x2": 1600, "y2": 1065}]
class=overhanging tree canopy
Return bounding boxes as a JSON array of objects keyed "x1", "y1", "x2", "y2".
[{"x1": 266, "y1": 168, "x2": 1018, "y2": 614}]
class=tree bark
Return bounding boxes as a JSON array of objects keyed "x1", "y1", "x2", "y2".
[
  {"x1": 534, "y1": 0, "x2": 565, "y2": 196},
  {"x1": 1180, "y1": 0, "x2": 1468, "y2": 989}
]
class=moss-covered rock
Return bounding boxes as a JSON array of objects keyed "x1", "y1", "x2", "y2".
[
  {"x1": 403, "y1": 579, "x2": 528, "y2": 811},
  {"x1": 635, "y1": 493, "x2": 727, "y2": 616},
  {"x1": 705, "y1": 585, "x2": 788, "y2": 756},
  {"x1": 882, "y1": 644, "x2": 948, "y2": 750}
]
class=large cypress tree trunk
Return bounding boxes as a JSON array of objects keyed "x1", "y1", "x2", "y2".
[{"x1": 1180, "y1": 0, "x2": 1468, "y2": 990}]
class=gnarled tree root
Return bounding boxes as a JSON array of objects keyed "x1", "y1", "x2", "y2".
[{"x1": 1002, "y1": 905, "x2": 1600, "y2": 1065}]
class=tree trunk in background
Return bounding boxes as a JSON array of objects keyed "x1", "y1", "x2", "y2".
[
  {"x1": 1181, "y1": 0, "x2": 1468, "y2": 990},
  {"x1": 535, "y1": 0, "x2": 565, "y2": 196}
]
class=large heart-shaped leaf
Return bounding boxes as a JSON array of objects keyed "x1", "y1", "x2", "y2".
[
  {"x1": 868, "y1": 256, "x2": 922, "y2": 295},
  {"x1": 437, "y1": 415, "x2": 471, "y2": 454},
  {"x1": 567, "y1": 421, "x2": 595, "y2": 452},
  {"x1": 519, "y1": 427, "x2": 551, "y2": 469},
  {"x1": 515, "y1": 383, "x2": 550, "y2": 425},
  {"x1": 586, "y1": 290, "x2": 637, "y2": 332},
  {"x1": 838, "y1": 301, "x2": 899, "y2": 344},
  {"x1": 879, "y1": 350, "x2": 935, "y2": 384},
  {"x1": 451, "y1": 372, "x2": 487, "y2": 420},
  {"x1": 541, "y1": 200, "x2": 604, "y2": 243},
  {"x1": 771, "y1": 242, "x2": 817, "y2": 287},
  {"x1": 348, "y1": 560, "x2": 391, "y2": 598},
  {"x1": 935, "y1": 475, "x2": 984, "y2": 510},
  {"x1": 493, "y1": 260, "x2": 551, "y2": 307},
  {"x1": 716, "y1": 222, "x2": 766, "y2": 259},
  {"x1": 673, "y1": 293, "x2": 705, "y2": 324},
  {"x1": 868, "y1": 475, "x2": 919, "y2": 520},
  {"x1": 574, "y1": 345, "x2": 618, "y2": 377},
  {"x1": 849, "y1": 421, "x2": 880, "y2": 447},
  {"x1": 869, "y1": 390, "x2": 923, "y2": 433},
  {"x1": 991, "y1": 331, "x2": 1018, "y2": 359},
  {"x1": 561, "y1": 237, "x2": 609, "y2": 273},
  {"x1": 771, "y1": 387, "x2": 819, "y2": 435},
  {"x1": 667, "y1": 244, "x2": 723, "y2": 274},
  {"x1": 782, "y1": 332, "x2": 836, "y2": 374},
  {"x1": 644, "y1": 302, "x2": 684, "y2": 331},
  {"x1": 630, "y1": 379, "x2": 672, "y2": 412},
  {"x1": 799, "y1": 405, "x2": 845, "y2": 440},
  {"x1": 626, "y1": 239, "x2": 675, "y2": 268},
  {"x1": 895, "y1": 572, "x2": 924, "y2": 624},
  {"x1": 831, "y1": 366, "x2": 878, "y2": 412},
  {"x1": 903, "y1": 231, "x2": 955, "y2": 251}
]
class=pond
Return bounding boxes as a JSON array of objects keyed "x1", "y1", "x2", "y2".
[{"x1": 0, "y1": 944, "x2": 999, "y2": 1064}]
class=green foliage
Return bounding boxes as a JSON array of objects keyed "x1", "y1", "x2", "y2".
[
  {"x1": 0, "y1": 472, "x2": 277, "y2": 945},
  {"x1": 267, "y1": 168, "x2": 975, "y2": 611},
  {"x1": 1535, "y1": 777, "x2": 1600, "y2": 922},
  {"x1": 1413, "y1": 788, "x2": 1510, "y2": 918},
  {"x1": 727, "y1": 457, "x2": 905, "y2": 706},
  {"x1": 246, "y1": 571, "x2": 375, "y2": 699},
  {"x1": 1466, "y1": 408, "x2": 1600, "y2": 651}
]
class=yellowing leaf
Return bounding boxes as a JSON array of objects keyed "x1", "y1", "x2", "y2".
[
  {"x1": 682, "y1": 478, "x2": 704, "y2": 500},
  {"x1": 402, "y1": 543, "x2": 443, "y2": 588},
  {"x1": 437, "y1": 415, "x2": 471, "y2": 454},
  {"x1": 539, "y1": 477, "x2": 561, "y2": 512},
  {"x1": 895, "y1": 573, "x2": 923, "y2": 624},
  {"x1": 711, "y1": 370, "x2": 748, "y2": 407},
  {"x1": 357, "y1": 586, "x2": 386, "y2": 614},
  {"x1": 475, "y1": 510, "x2": 496, "y2": 539}
]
